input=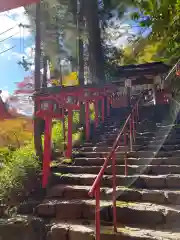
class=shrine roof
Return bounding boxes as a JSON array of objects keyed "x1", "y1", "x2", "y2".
[{"x1": 115, "y1": 62, "x2": 171, "y2": 77}]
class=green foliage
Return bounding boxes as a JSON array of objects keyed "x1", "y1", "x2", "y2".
[
  {"x1": 128, "y1": 0, "x2": 180, "y2": 64},
  {"x1": 52, "y1": 121, "x2": 64, "y2": 150},
  {"x1": 0, "y1": 144, "x2": 40, "y2": 203},
  {"x1": 0, "y1": 103, "x2": 95, "y2": 205},
  {"x1": 0, "y1": 147, "x2": 13, "y2": 165}
]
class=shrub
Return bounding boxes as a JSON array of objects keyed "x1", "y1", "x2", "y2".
[
  {"x1": 0, "y1": 105, "x2": 94, "y2": 205},
  {"x1": 52, "y1": 121, "x2": 64, "y2": 150},
  {"x1": 0, "y1": 118, "x2": 33, "y2": 148},
  {"x1": 0, "y1": 143, "x2": 40, "y2": 205},
  {"x1": 52, "y1": 111, "x2": 82, "y2": 150}
]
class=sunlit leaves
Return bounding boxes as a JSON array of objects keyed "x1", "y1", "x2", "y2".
[{"x1": 0, "y1": 119, "x2": 33, "y2": 148}]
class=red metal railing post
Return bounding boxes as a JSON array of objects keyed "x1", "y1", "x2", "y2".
[
  {"x1": 134, "y1": 109, "x2": 137, "y2": 140},
  {"x1": 107, "y1": 97, "x2": 110, "y2": 117},
  {"x1": 124, "y1": 128, "x2": 128, "y2": 176},
  {"x1": 124, "y1": 128, "x2": 127, "y2": 146},
  {"x1": 42, "y1": 116, "x2": 52, "y2": 188},
  {"x1": 132, "y1": 111, "x2": 135, "y2": 142},
  {"x1": 112, "y1": 153, "x2": 117, "y2": 232},
  {"x1": 62, "y1": 111, "x2": 66, "y2": 151},
  {"x1": 124, "y1": 152, "x2": 128, "y2": 176},
  {"x1": 95, "y1": 185, "x2": 101, "y2": 240},
  {"x1": 129, "y1": 116, "x2": 133, "y2": 152},
  {"x1": 101, "y1": 97, "x2": 105, "y2": 122},
  {"x1": 85, "y1": 101, "x2": 90, "y2": 141},
  {"x1": 95, "y1": 100, "x2": 99, "y2": 128},
  {"x1": 66, "y1": 109, "x2": 73, "y2": 158},
  {"x1": 88, "y1": 92, "x2": 143, "y2": 240}
]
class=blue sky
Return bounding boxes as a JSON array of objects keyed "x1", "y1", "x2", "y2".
[
  {"x1": 0, "y1": 7, "x2": 34, "y2": 99},
  {"x1": 0, "y1": 6, "x2": 141, "y2": 102}
]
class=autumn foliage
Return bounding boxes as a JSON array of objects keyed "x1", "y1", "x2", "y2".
[{"x1": 0, "y1": 118, "x2": 33, "y2": 148}]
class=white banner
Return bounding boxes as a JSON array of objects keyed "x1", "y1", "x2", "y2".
[{"x1": 125, "y1": 79, "x2": 132, "y2": 88}]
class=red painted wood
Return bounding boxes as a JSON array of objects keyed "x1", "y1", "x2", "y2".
[
  {"x1": 66, "y1": 110, "x2": 73, "y2": 159},
  {"x1": 0, "y1": 0, "x2": 39, "y2": 13},
  {"x1": 85, "y1": 102, "x2": 90, "y2": 141},
  {"x1": 94, "y1": 100, "x2": 99, "y2": 128},
  {"x1": 42, "y1": 117, "x2": 52, "y2": 188}
]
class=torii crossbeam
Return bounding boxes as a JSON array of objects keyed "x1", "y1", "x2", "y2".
[{"x1": 0, "y1": 0, "x2": 39, "y2": 13}]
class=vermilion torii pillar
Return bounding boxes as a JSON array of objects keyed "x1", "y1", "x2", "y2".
[{"x1": 35, "y1": 95, "x2": 80, "y2": 188}]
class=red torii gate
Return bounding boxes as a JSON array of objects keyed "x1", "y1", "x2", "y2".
[
  {"x1": 56, "y1": 85, "x2": 116, "y2": 141},
  {"x1": 0, "y1": 0, "x2": 39, "y2": 13},
  {"x1": 35, "y1": 85, "x2": 118, "y2": 188},
  {"x1": 35, "y1": 94, "x2": 80, "y2": 188}
]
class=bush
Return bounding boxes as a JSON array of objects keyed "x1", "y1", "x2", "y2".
[
  {"x1": 0, "y1": 118, "x2": 33, "y2": 148},
  {"x1": 0, "y1": 105, "x2": 95, "y2": 206},
  {"x1": 51, "y1": 111, "x2": 82, "y2": 150},
  {"x1": 0, "y1": 143, "x2": 40, "y2": 205},
  {"x1": 0, "y1": 147, "x2": 13, "y2": 166}
]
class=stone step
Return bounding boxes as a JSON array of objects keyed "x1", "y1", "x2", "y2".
[
  {"x1": 80, "y1": 146, "x2": 129, "y2": 152},
  {"x1": 52, "y1": 165, "x2": 180, "y2": 175},
  {"x1": 80, "y1": 139, "x2": 180, "y2": 148},
  {"x1": 77, "y1": 150, "x2": 180, "y2": 158},
  {"x1": 0, "y1": 216, "x2": 46, "y2": 240},
  {"x1": 47, "y1": 220, "x2": 180, "y2": 240},
  {"x1": 80, "y1": 144, "x2": 180, "y2": 152},
  {"x1": 135, "y1": 144, "x2": 180, "y2": 151},
  {"x1": 72, "y1": 156, "x2": 180, "y2": 166},
  {"x1": 141, "y1": 139, "x2": 180, "y2": 145},
  {"x1": 136, "y1": 135, "x2": 180, "y2": 141},
  {"x1": 46, "y1": 184, "x2": 180, "y2": 205},
  {"x1": 36, "y1": 199, "x2": 180, "y2": 229},
  {"x1": 51, "y1": 173, "x2": 180, "y2": 189},
  {"x1": 47, "y1": 221, "x2": 165, "y2": 240}
]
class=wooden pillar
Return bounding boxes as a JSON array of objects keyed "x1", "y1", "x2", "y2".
[
  {"x1": 66, "y1": 110, "x2": 73, "y2": 158},
  {"x1": 42, "y1": 117, "x2": 52, "y2": 188}
]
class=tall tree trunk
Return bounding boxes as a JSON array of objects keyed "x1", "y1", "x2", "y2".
[
  {"x1": 34, "y1": 2, "x2": 43, "y2": 161},
  {"x1": 84, "y1": 0, "x2": 105, "y2": 84},
  {"x1": 78, "y1": 0, "x2": 85, "y2": 86},
  {"x1": 84, "y1": 0, "x2": 105, "y2": 120},
  {"x1": 42, "y1": 56, "x2": 48, "y2": 88},
  {"x1": 78, "y1": 0, "x2": 85, "y2": 126}
]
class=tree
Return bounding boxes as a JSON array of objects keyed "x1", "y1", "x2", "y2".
[
  {"x1": 84, "y1": 0, "x2": 105, "y2": 84},
  {"x1": 129, "y1": 0, "x2": 180, "y2": 64}
]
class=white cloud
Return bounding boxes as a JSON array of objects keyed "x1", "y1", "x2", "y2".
[
  {"x1": 0, "y1": 7, "x2": 31, "y2": 39},
  {"x1": 0, "y1": 90, "x2": 10, "y2": 102},
  {"x1": 6, "y1": 44, "x2": 35, "y2": 67}
]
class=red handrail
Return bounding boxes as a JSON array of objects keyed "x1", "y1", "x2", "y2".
[{"x1": 88, "y1": 94, "x2": 142, "y2": 240}]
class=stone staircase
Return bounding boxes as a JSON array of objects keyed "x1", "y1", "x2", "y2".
[{"x1": 3, "y1": 106, "x2": 180, "y2": 240}]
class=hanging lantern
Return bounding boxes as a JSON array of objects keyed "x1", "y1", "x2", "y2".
[
  {"x1": 40, "y1": 101, "x2": 50, "y2": 111},
  {"x1": 66, "y1": 96, "x2": 74, "y2": 104},
  {"x1": 84, "y1": 91, "x2": 89, "y2": 97},
  {"x1": 176, "y1": 63, "x2": 180, "y2": 76},
  {"x1": 93, "y1": 92, "x2": 99, "y2": 96}
]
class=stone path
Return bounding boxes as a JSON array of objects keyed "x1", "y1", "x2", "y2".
[
  {"x1": 2, "y1": 109, "x2": 180, "y2": 240},
  {"x1": 35, "y1": 115, "x2": 180, "y2": 239}
]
